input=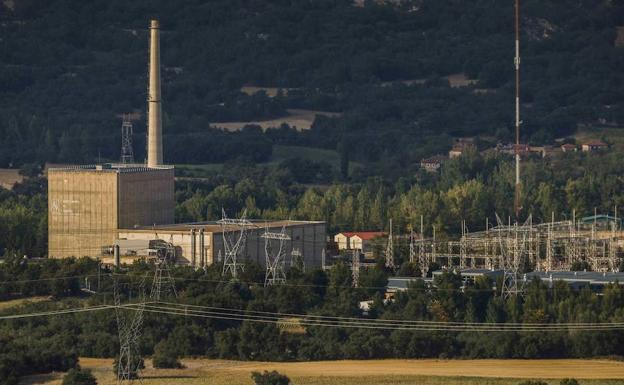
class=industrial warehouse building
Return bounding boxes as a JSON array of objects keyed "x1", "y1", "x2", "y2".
[
  {"x1": 47, "y1": 20, "x2": 327, "y2": 269},
  {"x1": 113, "y1": 220, "x2": 326, "y2": 268}
]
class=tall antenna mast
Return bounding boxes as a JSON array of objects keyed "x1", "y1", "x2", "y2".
[{"x1": 514, "y1": 0, "x2": 522, "y2": 220}]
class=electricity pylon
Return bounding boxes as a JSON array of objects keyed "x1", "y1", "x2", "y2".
[
  {"x1": 262, "y1": 225, "x2": 291, "y2": 286},
  {"x1": 219, "y1": 209, "x2": 253, "y2": 279},
  {"x1": 351, "y1": 248, "x2": 360, "y2": 288},
  {"x1": 385, "y1": 218, "x2": 395, "y2": 270},
  {"x1": 114, "y1": 278, "x2": 146, "y2": 384},
  {"x1": 150, "y1": 241, "x2": 177, "y2": 300}
]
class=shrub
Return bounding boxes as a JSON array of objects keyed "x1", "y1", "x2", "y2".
[
  {"x1": 251, "y1": 370, "x2": 291, "y2": 385},
  {"x1": 152, "y1": 340, "x2": 184, "y2": 369},
  {"x1": 518, "y1": 382, "x2": 548, "y2": 385},
  {"x1": 62, "y1": 367, "x2": 97, "y2": 385},
  {"x1": 560, "y1": 380, "x2": 580, "y2": 385}
]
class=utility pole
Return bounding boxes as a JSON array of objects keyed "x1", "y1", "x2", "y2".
[
  {"x1": 514, "y1": 0, "x2": 522, "y2": 220},
  {"x1": 385, "y1": 218, "x2": 395, "y2": 270}
]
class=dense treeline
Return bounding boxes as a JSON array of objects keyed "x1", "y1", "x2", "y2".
[
  {"x1": 2, "y1": 147, "x2": 624, "y2": 259},
  {"x1": 0, "y1": 0, "x2": 622, "y2": 170},
  {"x1": 0, "y1": 176, "x2": 47, "y2": 258},
  {"x1": 175, "y1": 149, "x2": 624, "y2": 236},
  {"x1": 2, "y1": 258, "x2": 624, "y2": 384}
]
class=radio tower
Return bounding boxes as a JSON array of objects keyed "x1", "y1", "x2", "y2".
[
  {"x1": 514, "y1": 0, "x2": 522, "y2": 219},
  {"x1": 121, "y1": 114, "x2": 134, "y2": 164}
]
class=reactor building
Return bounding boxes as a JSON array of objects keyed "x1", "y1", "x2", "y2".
[{"x1": 48, "y1": 20, "x2": 326, "y2": 269}]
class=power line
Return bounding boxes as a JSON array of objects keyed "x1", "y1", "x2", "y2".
[
  {"x1": 153, "y1": 301, "x2": 621, "y2": 328},
  {"x1": 130, "y1": 302, "x2": 624, "y2": 332}
]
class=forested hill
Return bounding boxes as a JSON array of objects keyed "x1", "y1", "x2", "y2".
[{"x1": 0, "y1": 0, "x2": 623, "y2": 170}]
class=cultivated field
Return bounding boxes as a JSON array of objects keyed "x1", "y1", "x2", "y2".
[
  {"x1": 22, "y1": 358, "x2": 624, "y2": 385},
  {"x1": 211, "y1": 109, "x2": 341, "y2": 131}
]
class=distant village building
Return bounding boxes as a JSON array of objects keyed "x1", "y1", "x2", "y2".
[
  {"x1": 448, "y1": 140, "x2": 476, "y2": 159},
  {"x1": 581, "y1": 140, "x2": 608, "y2": 152},
  {"x1": 561, "y1": 143, "x2": 578, "y2": 153},
  {"x1": 420, "y1": 155, "x2": 446, "y2": 172},
  {"x1": 496, "y1": 143, "x2": 531, "y2": 155},
  {"x1": 334, "y1": 231, "x2": 386, "y2": 256}
]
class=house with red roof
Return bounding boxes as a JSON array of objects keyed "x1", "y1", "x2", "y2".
[
  {"x1": 334, "y1": 231, "x2": 387, "y2": 255},
  {"x1": 561, "y1": 143, "x2": 577, "y2": 153},
  {"x1": 581, "y1": 140, "x2": 608, "y2": 152}
]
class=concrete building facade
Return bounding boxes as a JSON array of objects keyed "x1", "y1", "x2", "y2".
[{"x1": 48, "y1": 164, "x2": 174, "y2": 258}]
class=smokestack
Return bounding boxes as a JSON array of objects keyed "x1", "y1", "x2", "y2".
[{"x1": 147, "y1": 19, "x2": 163, "y2": 168}]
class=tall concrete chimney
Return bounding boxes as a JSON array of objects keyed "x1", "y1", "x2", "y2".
[{"x1": 147, "y1": 19, "x2": 163, "y2": 168}]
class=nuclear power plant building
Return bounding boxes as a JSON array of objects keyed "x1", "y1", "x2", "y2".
[
  {"x1": 47, "y1": 19, "x2": 326, "y2": 269},
  {"x1": 48, "y1": 164, "x2": 175, "y2": 258}
]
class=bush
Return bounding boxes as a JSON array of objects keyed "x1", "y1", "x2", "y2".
[
  {"x1": 152, "y1": 340, "x2": 184, "y2": 369},
  {"x1": 518, "y1": 382, "x2": 548, "y2": 385},
  {"x1": 560, "y1": 380, "x2": 580, "y2": 385},
  {"x1": 62, "y1": 367, "x2": 97, "y2": 385},
  {"x1": 251, "y1": 370, "x2": 291, "y2": 385}
]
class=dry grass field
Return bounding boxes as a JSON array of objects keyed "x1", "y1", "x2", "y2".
[
  {"x1": 21, "y1": 358, "x2": 624, "y2": 385},
  {"x1": 211, "y1": 109, "x2": 341, "y2": 131},
  {"x1": 0, "y1": 296, "x2": 51, "y2": 310}
]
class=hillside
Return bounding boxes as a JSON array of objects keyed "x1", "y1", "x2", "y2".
[{"x1": 0, "y1": 0, "x2": 622, "y2": 176}]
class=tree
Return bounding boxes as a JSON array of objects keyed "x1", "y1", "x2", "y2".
[
  {"x1": 560, "y1": 379, "x2": 580, "y2": 385},
  {"x1": 61, "y1": 367, "x2": 97, "y2": 385},
  {"x1": 152, "y1": 340, "x2": 183, "y2": 369},
  {"x1": 251, "y1": 371, "x2": 291, "y2": 385}
]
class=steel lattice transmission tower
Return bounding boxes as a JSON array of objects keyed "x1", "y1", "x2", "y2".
[
  {"x1": 114, "y1": 279, "x2": 146, "y2": 385},
  {"x1": 218, "y1": 209, "x2": 253, "y2": 279},
  {"x1": 351, "y1": 248, "x2": 360, "y2": 288},
  {"x1": 150, "y1": 240, "x2": 177, "y2": 301},
  {"x1": 120, "y1": 114, "x2": 135, "y2": 164},
  {"x1": 495, "y1": 214, "x2": 532, "y2": 299},
  {"x1": 262, "y1": 225, "x2": 291, "y2": 286},
  {"x1": 290, "y1": 248, "x2": 305, "y2": 271},
  {"x1": 409, "y1": 229, "x2": 416, "y2": 264},
  {"x1": 385, "y1": 218, "x2": 395, "y2": 270}
]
